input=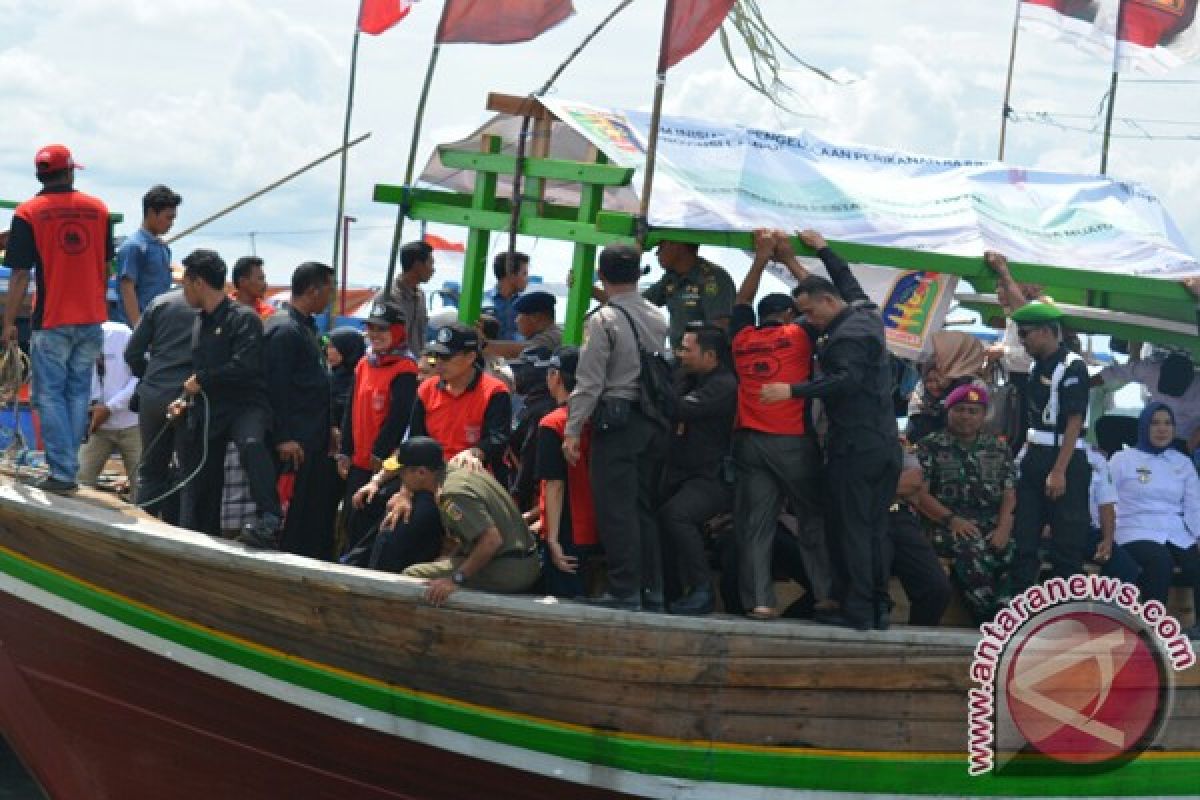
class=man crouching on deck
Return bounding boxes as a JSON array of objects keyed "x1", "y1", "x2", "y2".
[{"x1": 387, "y1": 437, "x2": 541, "y2": 605}]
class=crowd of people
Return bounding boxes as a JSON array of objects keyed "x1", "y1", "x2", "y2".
[{"x1": 4, "y1": 143, "x2": 1199, "y2": 635}]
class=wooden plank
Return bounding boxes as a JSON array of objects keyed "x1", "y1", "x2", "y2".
[
  {"x1": 437, "y1": 148, "x2": 635, "y2": 187},
  {"x1": 485, "y1": 92, "x2": 557, "y2": 121},
  {"x1": 458, "y1": 136, "x2": 501, "y2": 325}
]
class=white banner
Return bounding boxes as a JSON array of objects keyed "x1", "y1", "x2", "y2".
[{"x1": 539, "y1": 99, "x2": 1199, "y2": 279}]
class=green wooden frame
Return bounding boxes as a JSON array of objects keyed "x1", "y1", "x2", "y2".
[{"x1": 374, "y1": 149, "x2": 1199, "y2": 350}]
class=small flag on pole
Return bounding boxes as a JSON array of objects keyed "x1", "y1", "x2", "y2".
[
  {"x1": 435, "y1": 0, "x2": 575, "y2": 45},
  {"x1": 663, "y1": 0, "x2": 737, "y2": 68},
  {"x1": 1020, "y1": 0, "x2": 1200, "y2": 74},
  {"x1": 359, "y1": 0, "x2": 414, "y2": 36}
]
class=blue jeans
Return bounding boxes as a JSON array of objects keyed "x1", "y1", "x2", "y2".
[{"x1": 31, "y1": 324, "x2": 102, "y2": 482}]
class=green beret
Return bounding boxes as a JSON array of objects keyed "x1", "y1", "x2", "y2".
[{"x1": 1011, "y1": 301, "x2": 1064, "y2": 324}]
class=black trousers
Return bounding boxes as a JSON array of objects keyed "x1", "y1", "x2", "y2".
[
  {"x1": 884, "y1": 508, "x2": 951, "y2": 626},
  {"x1": 278, "y1": 442, "x2": 339, "y2": 560},
  {"x1": 342, "y1": 466, "x2": 393, "y2": 554},
  {"x1": 589, "y1": 406, "x2": 665, "y2": 599},
  {"x1": 660, "y1": 476, "x2": 731, "y2": 594},
  {"x1": 827, "y1": 442, "x2": 902, "y2": 626},
  {"x1": 1124, "y1": 540, "x2": 1200, "y2": 609},
  {"x1": 135, "y1": 391, "x2": 184, "y2": 524},
  {"x1": 1011, "y1": 444, "x2": 1090, "y2": 590},
  {"x1": 180, "y1": 405, "x2": 280, "y2": 537}
]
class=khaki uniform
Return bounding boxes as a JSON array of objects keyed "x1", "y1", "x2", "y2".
[
  {"x1": 642, "y1": 257, "x2": 735, "y2": 348},
  {"x1": 403, "y1": 466, "x2": 540, "y2": 593}
]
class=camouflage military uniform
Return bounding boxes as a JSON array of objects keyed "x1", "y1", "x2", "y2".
[{"x1": 917, "y1": 430, "x2": 1017, "y2": 623}]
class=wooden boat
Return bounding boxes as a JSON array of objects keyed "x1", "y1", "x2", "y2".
[{"x1": 0, "y1": 481, "x2": 1197, "y2": 799}]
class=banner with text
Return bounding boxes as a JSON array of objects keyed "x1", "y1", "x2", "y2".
[{"x1": 542, "y1": 99, "x2": 1199, "y2": 279}]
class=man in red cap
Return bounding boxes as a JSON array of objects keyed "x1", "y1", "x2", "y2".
[{"x1": 2, "y1": 144, "x2": 112, "y2": 493}]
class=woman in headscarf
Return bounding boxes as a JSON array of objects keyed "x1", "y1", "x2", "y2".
[
  {"x1": 1109, "y1": 402, "x2": 1200, "y2": 635},
  {"x1": 906, "y1": 331, "x2": 987, "y2": 444},
  {"x1": 326, "y1": 326, "x2": 367, "y2": 432}
]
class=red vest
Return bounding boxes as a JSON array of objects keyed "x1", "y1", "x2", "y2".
[
  {"x1": 15, "y1": 190, "x2": 109, "y2": 329},
  {"x1": 732, "y1": 323, "x2": 811, "y2": 435},
  {"x1": 417, "y1": 371, "x2": 508, "y2": 459},
  {"x1": 350, "y1": 356, "x2": 418, "y2": 470},
  {"x1": 537, "y1": 407, "x2": 598, "y2": 547}
]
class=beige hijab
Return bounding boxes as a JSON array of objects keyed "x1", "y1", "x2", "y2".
[{"x1": 908, "y1": 332, "x2": 987, "y2": 415}]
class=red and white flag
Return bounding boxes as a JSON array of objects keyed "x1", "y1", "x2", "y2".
[
  {"x1": 435, "y1": 0, "x2": 574, "y2": 45},
  {"x1": 1020, "y1": 0, "x2": 1200, "y2": 74},
  {"x1": 359, "y1": 0, "x2": 414, "y2": 36},
  {"x1": 662, "y1": 0, "x2": 737, "y2": 69}
]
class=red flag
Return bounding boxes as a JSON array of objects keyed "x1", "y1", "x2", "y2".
[
  {"x1": 436, "y1": 0, "x2": 575, "y2": 45},
  {"x1": 423, "y1": 233, "x2": 466, "y2": 253},
  {"x1": 359, "y1": 0, "x2": 413, "y2": 36},
  {"x1": 663, "y1": 0, "x2": 737, "y2": 69}
]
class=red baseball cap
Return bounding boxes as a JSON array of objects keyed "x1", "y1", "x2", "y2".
[{"x1": 34, "y1": 144, "x2": 83, "y2": 175}]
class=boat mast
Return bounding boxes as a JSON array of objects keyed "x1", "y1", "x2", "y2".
[
  {"x1": 997, "y1": 0, "x2": 1022, "y2": 161},
  {"x1": 330, "y1": 5, "x2": 364, "y2": 328},
  {"x1": 1099, "y1": 0, "x2": 1127, "y2": 175},
  {"x1": 637, "y1": 0, "x2": 678, "y2": 247}
]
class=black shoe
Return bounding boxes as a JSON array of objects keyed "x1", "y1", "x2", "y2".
[
  {"x1": 31, "y1": 476, "x2": 78, "y2": 495},
  {"x1": 586, "y1": 592, "x2": 642, "y2": 612},
  {"x1": 235, "y1": 513, "x2": 280, "y2": 550},
  {"x1": 669, "y1": 587, "x2": 714, "y2": 616},
  {"x1": 813, "y1": 608, "x2": 871, "y2": 632},
  {"x1": 874, "y1": 607, "x2": 892, "y2": 631},
  {"x1": 642, "y1": 590, "x2": 666, "y2": 614}
]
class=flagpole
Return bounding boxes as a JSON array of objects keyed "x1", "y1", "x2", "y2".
[
  {"x1": 330, "y1": 4, "x2": 363, "y2": 327},
  {"x1": 998, "y1": 0, "x2": 1023, "y2": 160},
  {"x1": 1099, "y1": 0, "x2": 1126, "y2": 175},
  {"x1": 637, "y1": 0, "x2": 676, "y2": 247},
  {"x1": 382, "y1": 41, "x2": 442, "y2": 300}
]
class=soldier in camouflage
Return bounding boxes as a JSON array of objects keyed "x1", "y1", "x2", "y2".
[{"x1": 916, "y1": 383, "x2": 1017, "y2": 624}]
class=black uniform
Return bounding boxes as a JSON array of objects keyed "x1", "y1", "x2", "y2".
[
  {"x1": 180, "y1": 297, "x2": 280, "y2": 536},
  {"x1": 660, "y1": 365, "x2": 737, "y2": 597},
  {"x1": 1011, "y1": 345, "x2": 1091, "y2": 589},
  {"x1": 265, "y1": 303, "x2": 338, "y2": 559},
  {"x1": 790, "y1": 247, "x2": 901, "y2": 630}
]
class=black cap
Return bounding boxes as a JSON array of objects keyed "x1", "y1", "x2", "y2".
[
  {"x1": 366, "y1": 296, "x2": 406, "y2": 327},
  {"x1": 390, "y1": 436, "x2": 445, "y2": 471},
  {"x1": 427, "y1": 321, "x2": 481, "y2": 356},
  {"x1": 757, "y1": 293, "x2": 795, "y2": 319},
  {"x1": 514, "y1": 291, "x2": 556, "y2": 316}
]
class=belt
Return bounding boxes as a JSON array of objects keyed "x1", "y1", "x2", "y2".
[
  {"x1": 1026, "y1": 429, "x2": 1086, "y2": 448},
  {"x1": 496, "y1": 545, "x2": 540, "y2": 561}
]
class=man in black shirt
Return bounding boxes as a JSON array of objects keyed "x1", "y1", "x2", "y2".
[
  {"x1": 264, "y1": 261, "x2": 337, "y2": 559},
  {"x1": 173, "y1": 249, "x2": 281, "y2": 546},
  {"x1": 762, "y1": 230, "x2": 901, "y2": 631},
  {"x1": 659, "y1": 325, "x2": 737, "y2": 616},
  {"x1": 1008, "y1": 299, "x2": 1091, "y2": 589}
]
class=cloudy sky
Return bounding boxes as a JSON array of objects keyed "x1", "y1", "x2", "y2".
[{"x1": 2, "y1": 0, "x2": 1197, "y2": 292}]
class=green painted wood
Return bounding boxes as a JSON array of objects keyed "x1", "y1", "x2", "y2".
[
  {"x1": 403, "y1": 195, "x2": 625, "y2": 247},
  {"x1": 436, "y1": 149, "x2": 634, "y2": 186},
  {"x1": 564, "y1": 158, "x2": 613, "y2": 345},
  {"x1": 1, "y1": 541, "x2": 1198, "y2": 797},
  {"x1": 458, "y1": 136, "x2": 503, "y2": 326},
  {"x1": 962, "y1": 300, "x2": 1199, "y2": 353}
]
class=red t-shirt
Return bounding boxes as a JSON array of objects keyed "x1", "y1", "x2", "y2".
[
  {"x1": 416, "y1": 371, "x2": 508, "y2": 458},
  {"x1": 12, "y1": 189, "x2": 110, "y2": 329},
  {"x1": 536, "y1": 407, "x2": 598, "y2": 547},
  {"x1": 731, "y1": 322, "x2": 812, "y2": 435}
]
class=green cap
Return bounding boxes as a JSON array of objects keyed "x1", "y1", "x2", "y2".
[{"x1": 1010, "y1": 300, "x2": 1064, "y2": 324}]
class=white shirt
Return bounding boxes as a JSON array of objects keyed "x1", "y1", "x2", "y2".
[
  {"x1": 90, "y1": 321, "x2": 139, "y2": 431},
  {"x1": 1087, "y1": 445, "x2": 1117, "y2": 530},
  {"x1": 1109, "y1": 447, "x2": 1200, "y2": 549},
  {"x1": 1100, "y1": 358, "x2": 1200, "y2": 442}
]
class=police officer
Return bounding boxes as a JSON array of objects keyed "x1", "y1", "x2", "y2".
[
  {"x1": 400, "y1": 436, "x2": 541, "y2": 605},
  {"x1": 762, "y1": 229, "x2": 901, "y2": 631},
  {"x1": 566, "y1": 244, "x2": 670, "y2": 611},
  {"x1": 173, "y1": 249, "x2": 281, "y2": 547},
  {"x1": 1008, "y1": 299, "x2": 1091, "y2": 589}
]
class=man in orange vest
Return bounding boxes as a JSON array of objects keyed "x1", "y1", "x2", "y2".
[{"x1": 2, "y1": 144, "x2": 112, "y2": 494}]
